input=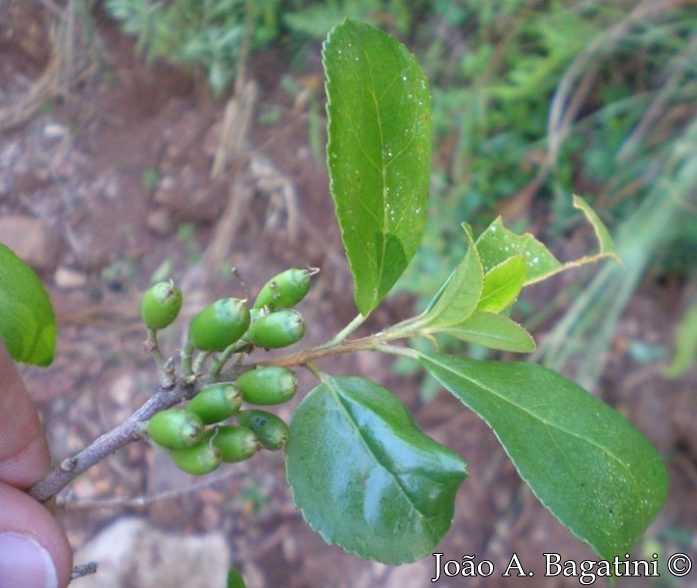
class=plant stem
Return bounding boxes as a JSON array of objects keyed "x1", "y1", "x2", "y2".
[
  {"x1": 379, "y1": 314, "x2": 427, "y2": 340},
  {"x1": 145, "y1": 329, "x2": 176, "y2": 388},
  {"x1": 327, "y1": 313, "x2": 367, "y2": 345},
  {"x1": 181, "y1": 340, "x2": 194, "y2": 377},
  {"x1": 374, "y1": 343, "x2": 419, "y2": 359},
  {"x1": 252, "y1": 336, "x2": 378, "y2": 369},
  {"x1": 70, "y1": 562, "x2": 98, "y2": 581},
  {"x1": 192, "y1": 349, "x2": 210, "y2": 375},
  {"x1": 208, "y1": 340, "x2": 251, "y2": 377},
  {"x1": 303, "y1": 362, "x2": 323, "y2": 380},
  {"x1": 29, "y1": 381, "x2": 196, "y2": 503},
  {"x1": 30, "y1": 316, "x2": 422, "y2": 503},
  {"x1": 145, "y1": 328, "x2": 164, "y2": 368},
  {"x1": 252, "y1": 324, "x2": 418, "y2": 370}
]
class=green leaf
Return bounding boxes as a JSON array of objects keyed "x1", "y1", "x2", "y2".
[
  {"x1": 286, "y1": 375, "x2": 467, "y2": 564},
  {"x1": 226, "y1": 568, "x2": 247, "y2": 588},
  {"x1": 434, "y1": 311, "x2": 535, "y2": 353},
  {"x1": 572, "y1": 194, "x2": 616, "y2": 257},
  {"x1": 663, "y1": 301, "x2": 697, "y2": 379},
  {"x1": 418, "y1": 353, "x2": 668, "y2": 561},
  {"x1": 478, "y1": 255, "x2": 527, "y2": 313},
  {"x1": 475, "y1": 218, "x2": 562, "y2": 284},
  {"x1": 419, "y1": 225, "x2": 483, "y2": 328},
  {"x1": 324, "y1": 19, "x2": 432, "y2": 316},
  {"x1": 475, "y1": 198, "x2": 619, "y2": 288},
  {"x1": 0, "y1": 244, "x2": 56, "y2": 366}
]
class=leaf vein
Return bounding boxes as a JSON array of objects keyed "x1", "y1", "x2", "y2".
[
  {"x1": 323, "y1": 378, "x2": 435, "y2": 522},
  {"x1": 423, "y1": 355, "x2": 640, "y2": 484}
]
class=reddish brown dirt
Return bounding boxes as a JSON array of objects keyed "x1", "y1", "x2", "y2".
[{"x1": 1, "y1": 4, "x2": 695, "y2": 587}]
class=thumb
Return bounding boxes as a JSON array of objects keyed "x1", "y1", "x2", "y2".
[
  {"x1": 0, "y1": 342, "x2": 72, "y2": 587},
  {"x1": 0, "y1": 483, "x2": 73, "y2": 588},
  {"x1": 0, "y1": 342, "x2": 51, "y2": 488}
]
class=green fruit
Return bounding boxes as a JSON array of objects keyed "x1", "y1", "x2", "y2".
[
  {"x1": 210, "y1": 425, "x2": 259, "y2": 462},
  {"x1": 140, "y1": 281, "x2": 183, "y2": 330},
  {"x1": 237, "y1": 410, "x2": 289, "y2": 450},
  {"x1": 249, "y1": 307, "x2": 265, "y2": 322},
  {"x1": 169, "y1": 443, "x2": 222, "y2": 475},
  {"x1": 186, "y1": 382, "x2": 242, "y2": 424},
  {"x1": 188, "y1": 298, "x2": 250, "y2": 351},
  {"x1": 147, "y1": 408, "x2": 204, "y2": 449},
  {"x1": 237, "y1": 367, "x2": 297, "y2": 405},
  {"x1": 253, "y1": 268, "x2": 314, "y2": 309},
  {"x1": 247, "y1": 309, "x2": 305, "y2": 349}
]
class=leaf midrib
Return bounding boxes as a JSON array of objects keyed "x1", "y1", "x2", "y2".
[
  {"x1": 420, "y1": 354, "x2": 643, "y2": 505},
  {"x1": 322, "y1": 377, "x2": 442, "y2": 528}
]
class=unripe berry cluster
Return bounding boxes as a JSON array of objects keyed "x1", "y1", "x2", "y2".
[
  {"x1": 146, "y1": 379, "x2": 292, "y2": 475},
  {"x1": 139, "y1": 267, "x2": 317, "y2": 475}
]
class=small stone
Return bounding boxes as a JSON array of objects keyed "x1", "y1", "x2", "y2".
[
  {"x1": 74, "y1": 518, "x2": 230, "y2": 588},
  {"x1": 0, "y1": 215, "x2": 62, "y2": 271},
  {"x1": 146, "y1": 207, "x2": 175, "y2": 236},
  {"x1": 54, "y1": 266, "x2": 88, "y2": 289},
  {"x1": 43, "y1": 123, "x2": 70, "y2": 139}
]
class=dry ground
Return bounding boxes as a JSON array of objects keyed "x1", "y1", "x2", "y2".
[{"x1": 1, "y1": 4, "x2": 695, "y2": 587}]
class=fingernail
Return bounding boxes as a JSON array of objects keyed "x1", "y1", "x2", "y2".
[{"x1": 0, "y1": 533, "x2": 58, "y2": 588}]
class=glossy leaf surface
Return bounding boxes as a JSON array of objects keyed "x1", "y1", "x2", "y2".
[
  {"x1": 475, "y1": 197, "x2": 618, "y2": 286},
  {"x1": 476, "y1": 218, "x2": 562, "y2": 283},
  {"x1": 324, "y1": 19, "x2": 432, "y2": 316},
  {"x1": 434, "y1": 311, "x2": 535, "y2": 352},
  {"x1": 287, "y1": 375, "x2": 467, "y2": 564},
  {"x1": 419, "y1": 352, "x2": 668, "y2": 561},
  {"x1": 420, "y1": 226, "x2": 483, "y2": 328},
  {"x1": 478, "y1": 255, "x2": 527, "y2": 313},
  {"x1": 0, "y1": 244, "x2": 56, "y2": 366}
]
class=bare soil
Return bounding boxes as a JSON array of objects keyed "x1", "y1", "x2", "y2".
[{"x1": 1, "y1": 4, "x2": 695, "y2": 587}]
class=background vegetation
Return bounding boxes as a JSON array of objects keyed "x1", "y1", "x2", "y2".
[
  {"x1": 0, "y1": 1, "x2": 692, "y2": 583},
  {"x1": 105, "y1": 0, "x2": 697, "y2": 387}
]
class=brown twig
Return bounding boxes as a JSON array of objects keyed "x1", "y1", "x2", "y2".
[
  {"x1": 29, "y1": 314, "x2": 414, "y2": 504},
  {"x1": 29, "y1": 380, "x2": 196, "y2": 503},
  {"x1": 70, "y1": 562, "x2": 98, "y2": 581},
  {"x1": 28, "y1": 334, "x2": 375, "y2": 503},
  {"x1": 59, "y1": 466, "x2": 245, "y2": 510},
  {"x1": 249, "y1": 336, "x2": 383, "y2": 370}
]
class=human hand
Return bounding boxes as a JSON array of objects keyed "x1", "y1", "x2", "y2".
[{"x1": 0, "y1": 341, "x2": 72, "y2": 587}]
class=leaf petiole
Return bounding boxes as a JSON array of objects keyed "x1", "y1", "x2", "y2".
[{"x1": 327, "y1": 313, "x2": 367, "y2": 345}]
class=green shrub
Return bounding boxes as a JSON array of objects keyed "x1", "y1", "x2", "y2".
[{"x1": 105, "y1": 0, "x2": 285, "y2": 95}]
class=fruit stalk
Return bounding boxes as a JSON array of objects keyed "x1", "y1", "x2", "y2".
[
  {"x1": 28, "y1": 317, "x2": 417, "y2": 502},
  {"x1": 28, "y1": 379, "x2": 197, "y2": 503}
]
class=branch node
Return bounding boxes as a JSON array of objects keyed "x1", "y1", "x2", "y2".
[
  {"x1": 160, "y1": 356, "x2": 177, "y2": 389},
  {"x1": 60, "y1": 457, "x2": 77, "y2": 472},
  {"x1": 131, "y1": 423, "x2": 147, "y2": 441},
  {"x1": 71, "y1": 561, "x2": 98, "y2": 580}
]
